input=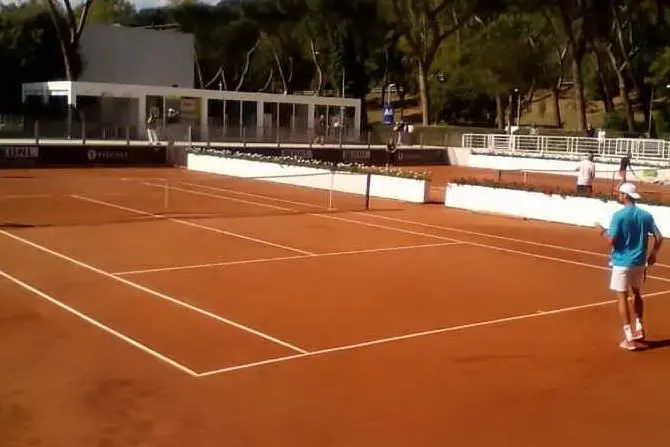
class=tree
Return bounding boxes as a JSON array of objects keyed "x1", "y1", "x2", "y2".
[
  {"x1": 241, "y1": 0, "x2": 305, "y2": 94},
  {"x1": 474, "y1": 12, "x2": 545, "y2": 127},
  {"x1": 552, "y1": 0, "x2": 595, "y2": 132},
  {"x1": 0, "y1": 2, "x2": 63, "y2": 110},
  {"x1": 44, "y1": 0, "x2": 93, "y2": 81},
  {"x1": 86, "y1": 0, "x2": 135, "y2": 25},
  {"x1": 388, "y1": 0, "x2": 499, "y2": 125},
  {"x1": 649, "y1": 47, "x2": 670, "y2": 86},
  {"x1": 533, "y1": 11, "x2": 570, "y2": 127},
  {"x1": 170, "y1": 2, "x2": 264, "y2": 91}
]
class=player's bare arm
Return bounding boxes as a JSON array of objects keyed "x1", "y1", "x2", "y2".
[
  {"x1": 595, "y1": 224, "x2": 614, "y2": 246},
  {"x1": 647, "y1": 227, "x2": 663, "y2": 265}
]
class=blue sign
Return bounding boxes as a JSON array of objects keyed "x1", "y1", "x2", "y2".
[{"x1": 382, "y1": 105, "x2": 394, "y2": 125}]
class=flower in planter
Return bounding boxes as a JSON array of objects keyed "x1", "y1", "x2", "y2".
[
  {"x1": 187, "y1": 147, "x2": 431, "y2": 180},
  {"x1": 450, "y1": 176, "x2": 670, "y2": 207},
  {"x1": 471, "y1": 149, "x2": 668, "y2": 169}
]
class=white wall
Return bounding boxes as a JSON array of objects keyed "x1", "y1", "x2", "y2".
[
  {"x1": 446, "y1": 147, "x2": 470, "y2": 166},
  {"x1": 79, "y1": 25, "x2": 195, "y2": 88},
  {"x1": 187, "y1": 153, "x2": 429, "y2": 203},
  {"x1": 445, "y1": 183, "x2": 670, "y2": 237}
]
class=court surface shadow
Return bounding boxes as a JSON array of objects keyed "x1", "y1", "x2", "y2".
[
  {"x1": 640, "y1": 339, "x2": 670, "y2": 351},
  {"x1": 0, "y1": 223, "x2": 36, "y2": 229}
]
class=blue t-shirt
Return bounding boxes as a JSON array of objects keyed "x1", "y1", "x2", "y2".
[{"x1": 608, "y1": 205, "x2": 659, "y2": 267}]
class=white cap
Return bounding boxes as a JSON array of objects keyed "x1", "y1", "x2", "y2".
[{"x1": 618, "y1": 182, "x2": 641, "y2": 199}]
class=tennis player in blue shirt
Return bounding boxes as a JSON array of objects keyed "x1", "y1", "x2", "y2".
[{"x1": 597, "y1": 182, "x2": 663, "y2": 351}]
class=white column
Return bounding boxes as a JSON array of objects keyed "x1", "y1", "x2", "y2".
[
  {"x1": 67, "y1": 82, "x2": 77, "y2": 138},
  {"x1": 200, "y1": 98, "x2": 208, "y2": 140},
  {"x1": 353, "y1": 101, "x2": 361, "y2": 134},
  {"x1": 307, "y1": 104, "x2": 315, "y2": 129},
  {"x1": 67, "y1": 82, "x2": 77, "y2": 108},
  {"x1": 138, "y1": 95, "x2": 147, "y2": 136},
  {"x1": 256, "y1": 101, "x2": 264, "y2": 138}
]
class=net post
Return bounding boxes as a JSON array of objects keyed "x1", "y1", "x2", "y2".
[
  {"x1": 164, "y1": 177, "x2": 169, "y2": 210},
  {"x1": 364, "y1": 172, "x2": 372, "y2": 210},
  {"x1": 328, "y1": 169, "x2": 334, "y2": 211}
]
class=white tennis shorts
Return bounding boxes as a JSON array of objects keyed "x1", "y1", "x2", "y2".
[{"x1": 610, "y1": 266, "x2": 645, "y2": 292}]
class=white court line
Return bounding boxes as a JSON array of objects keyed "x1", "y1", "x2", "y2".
[
  {"x1": 113, "y1": 242, "x2": 461, "y2": 276},
  {"x1": 0, "y1": 194, "x2": 52, "y2": 199},
  {"x1": 0, "y1": 268, "x2": 199, "y2": 376},
  {"x1": 174, "y1": 181, "x2": 459, "y2": 244},
  {"x1": 184, "y1": 179, "x2": 670, "y2": 269},
  {"x1": 167, "y1": 182, "x2": 670, "y2": 283},
  {"x1": 361, "y1": 213, "x2": 670, "y2": 268},
  {"x1": 0, "y1": 228, "x2": 308, "y2": 354},
  {"x1": 334, "y1": 213, "x2": 670, "y2": 283},
  {"x1": 180, "y1": 181, "x2": 328, "y2": 210},
  {"x1": 143, "y1": 182, "x2": 294, "y2": 212},
  {"x1": 197, "y1": 287, "x2": 670, "y2": 377},
  {"x1": 71, "y1": 194, "x2": 313, "y2": 256},
  {"x1": 317, "y1": 213, "x2": 461, "y2": 243}
]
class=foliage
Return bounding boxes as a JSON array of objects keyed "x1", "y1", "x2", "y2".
[
  {"x1": 0, "y1": 2, "x2": 64, "y2": 110},
  {"x1": 652, "y1": 108, "x2": 670, "y2": 136},
  {"x1": 86, "y1": 0, "x2": 135, "y2": 25},
  {"x1": 470, "y1": 149, "x2": 670, "y2": 168},
  {"x1": 187, "y1": 146, "x2": 431, "y2": 180},
  {"x1": 603, "y1": 111, "x2": 627, "y2": 131},
  {"x1": 2, "y1": 0, "x2": 670, "y2": 130}
]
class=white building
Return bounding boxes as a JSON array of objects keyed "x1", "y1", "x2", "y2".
[
  {"x1": 21, "y1": 25, "x2": 362, "y2": 140},
  {"x1": 21, "y1": 81, "x2": 361, "y2": 140},
  {"x1": 78, "y1": 24, "x2": 195, "y2": 88}
]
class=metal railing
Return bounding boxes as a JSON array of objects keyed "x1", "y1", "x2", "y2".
[
  {"x1": 461, "y1": 133, "x2": 670, "y2": 162},
  {"x1": 0, "y1": 117, "x2": 451, "y2": 148}
]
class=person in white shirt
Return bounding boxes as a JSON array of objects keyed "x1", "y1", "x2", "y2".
[{"x1": 576, "y1": 153, "x2": 596, "y2": 194}]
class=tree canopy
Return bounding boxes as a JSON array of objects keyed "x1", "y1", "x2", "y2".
[{"x1": 2, "y1": 0, "x2": 670, "y2": 133}]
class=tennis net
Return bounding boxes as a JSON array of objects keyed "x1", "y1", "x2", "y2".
[{"x1": 0, "y1": 170, "x2": 381, "y2": 228}]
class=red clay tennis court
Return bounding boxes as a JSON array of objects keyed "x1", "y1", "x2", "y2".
[{"x1": 2, "y1": 166, "x2": 670, "y2": 446}]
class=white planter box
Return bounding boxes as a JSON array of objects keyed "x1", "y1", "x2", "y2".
[
  {"x1": 187, "y1": 153, "x2": 429, "y2": 203},
  {"x1": 444, "y1": 183, "x2": 670, "y2": 237}
]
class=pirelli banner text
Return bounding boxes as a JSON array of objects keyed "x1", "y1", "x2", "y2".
[{"x1": 0, "y1": 144, "x2": 168, "y2": 168}]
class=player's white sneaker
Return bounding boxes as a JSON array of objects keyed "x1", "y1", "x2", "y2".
[
  {"x1": 619, "y1": 339, "x2": 640, "y2": 351},
  {"x1": 631, "y1": 319, "x2": 645, "y2": 341}
]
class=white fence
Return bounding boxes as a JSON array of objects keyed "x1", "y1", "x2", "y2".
[{"x1": 461, "y1": 133, "x2": 670, "y2": 161}]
